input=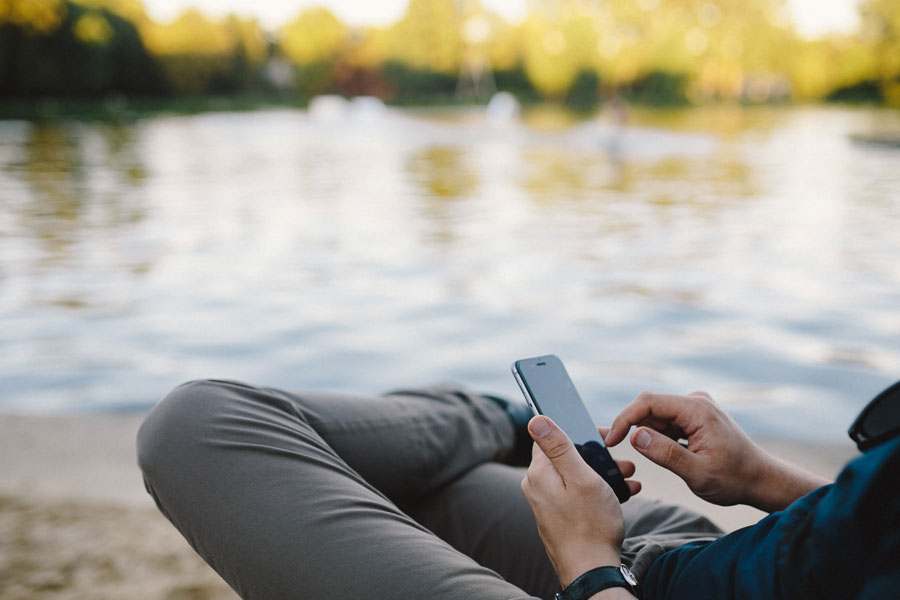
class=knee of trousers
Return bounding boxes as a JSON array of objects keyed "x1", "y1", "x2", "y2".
[{"x1": 136, "y1": 379, "x2": 242, "y2": 496}]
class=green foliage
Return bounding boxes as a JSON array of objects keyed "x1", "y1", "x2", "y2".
[
  {"x1": 564, "y1": 69, "x2": 600, "y2": 110},
  {"x1": 380, "y1": 61, "x2": 458, "y2": 103},
  {"x1": 0, "y1": 94, "x2": 304, "y2": 121},
  {"x1": 0, "y1": 0, "x2": 898, "y2": 106},
  {"x1": 0, "y1": 0, "x2": 66, "y2": 33},
  {"x1": 277, "y1": 8, "x2": 347, "y2": 96},
  {"x1": 0, "y1": 1, "x2": 163, "y2": 98},
  {"x1": 519, "y1": 10, "x2": 597, "y2": 99},
  {"x1": 493, "y1": 65, "x2": 540, "y2": 100},
  {"x1": 624, "y1": 71, "x2": 690, "y2": 105},
  {"x1": 295, "y1": 60, "x2": 339, "y2": 97},
  {"x1": 280, "y1": 7, "x2": 346, "y2": 66},
  {"x1": 826, "y1": 80, "x2": 884, "y2": 103},
  {"x1": 145, "y1": 10, "x2": 268, "y2": 96},
  {"x1": 861, "y1": 0, "x2": 900, "y2": 105},
  {"x1": 385, "y1": 0, "x2": 463, "y2": 73}
]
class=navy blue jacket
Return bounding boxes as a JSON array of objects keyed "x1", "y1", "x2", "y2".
[{"x1": 643, "y1": 437, "x2": 900, "y2": 599}]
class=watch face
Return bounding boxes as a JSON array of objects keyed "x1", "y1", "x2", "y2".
[{"x1": 619, "y1": 564, "x2": 638, "y2": 587}]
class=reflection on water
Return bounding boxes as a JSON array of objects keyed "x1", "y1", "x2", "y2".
[
  {"x1": 1, "y1": 105, "x2": 899, "y2": 442},
  {"x1": 408, "y1": 145, "x2": 479, "y2": 246},
  {"x1": 10, "y1": 123, "x2": 147, "y2": 262},
  {"x1": 409, "y1": 145, "x2": 480, "y2": 198}
]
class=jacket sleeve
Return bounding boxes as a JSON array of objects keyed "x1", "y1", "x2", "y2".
[
  {"x1": 641, "y1": 514, "x2": 786, "y2": 600},
  {"x1": 644, "y1": 439, "x2": 900, "y2": 600},
  {"x1": 855, "y1": 461, "x2": 900, "y2": 599}
]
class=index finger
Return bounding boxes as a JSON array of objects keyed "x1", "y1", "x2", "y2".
[{"x1": 604, "y1": 392, "x2": 698, "y2": 447}]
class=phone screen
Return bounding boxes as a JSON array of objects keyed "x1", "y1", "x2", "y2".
[{"x1": 512, "y1": 354, "x2": 630, "y2": 502}]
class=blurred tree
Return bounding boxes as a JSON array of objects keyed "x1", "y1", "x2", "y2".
[
  {"x1": 829, "y1": 38, "x2": 878, "y2": 95},
  {"x1": 785, "y1": 35, "x2": 878, "y2": 102},
  {"x1": 520, "y1": 5, "x2": 598, "y2": 99},
  {"x1": 0, "y1": 0, "x2": 896, "y2": 107},
  {"x1": 144, "y1": 9, "x2": 266, "y2": 95},
  {"x1": 483, "y1": 11, "x2": 520, "y2": 72},
  {"x1": 343, "y1": 25, "x2": 389, "y2": 70},
  {"x1": 591, "y1": 0, "x2": 646, "y2": 88},
  {"x1": 565, "y1": 68, "x2": 600, "y2": 109},
  {"x1": 860, "y1": 0, "x2": 900, "y2": 105},
  {"x1": 381, "y1": 61, "x2": 458, "y2": 102},
  {"x1": 144, "y1": 9, "x2": 231, "y2": 56},
  {"x1": 585, "y1": 0, "x2": 797, "y2": 102},
  {"x1": 626, "y1": 70, "x2": 689, "y2": 103},
  {"x1": 0, "y1": 0, "x2": 65, "y2": 33},
  {"x1": 0, "y1": 0, "x2": 163, "y2": 97},
  {"x1": 78, "y1": 0, "x2": 149, "y2": 26},
  {"x1": 74, "y1": 11, "x2": 112, "y2": 44},
  {"x1": 651, "y1": 0, "x2": 795, "y2": 101},
  {"x1": 281, "y1": 7, "x2": 346, "y2": 65},
  {"x1": 223, "y1": 15, "x2": 268, "y2": 91},
  {"x1": 385, "y1": 0, "x2": 463, "y2": 73},
  {"x1": 331, "y1": 26, "x2": 396, "y2": 97},
  {"x1": 280, "y1": 7, "x2": 347, "y2": 96}
]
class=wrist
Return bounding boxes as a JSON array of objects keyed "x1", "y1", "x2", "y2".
[
  {"x1": 557, "y1": 546, "x2": 621, "y2": 589},
  {"x1": 745, "y1": 453, "x2": 828, "y2": 512},
  {"x1": 557, "y1": 564, "x2": 639, "y2": 600}
]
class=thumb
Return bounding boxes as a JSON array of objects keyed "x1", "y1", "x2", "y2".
[
  {"x1": 528, "y1": 416, "x2": 588, "y2": 481},
  {"x1": 631, "y1": 427, "x2": 697, "y2": 479}
]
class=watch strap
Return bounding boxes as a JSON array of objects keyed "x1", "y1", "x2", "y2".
[{"x1": 555, "y1": 565, "x2": 638, "y2": 600}]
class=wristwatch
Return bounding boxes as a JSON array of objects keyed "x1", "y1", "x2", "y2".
[{"x1": 555, "y1": 565, "x2": 639, "y2": 600}]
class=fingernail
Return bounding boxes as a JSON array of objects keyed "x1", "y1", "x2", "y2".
[
  {"x1": 530, "y1": 418, "x2": 550, "y2": 438},
  {"x1": 635, "y1": 430, "x2": 651, "y2": 449}
]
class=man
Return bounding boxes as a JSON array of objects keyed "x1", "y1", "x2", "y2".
[{"x1": 137, "y1": 379, "x2": 898, "y2": 599}]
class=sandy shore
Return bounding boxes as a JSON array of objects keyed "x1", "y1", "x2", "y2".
[
  {"x1": 0, "y1": 413, "x2": 858, "y2": 599},
  {"x1": 0, "y1": 414, "x2": 237, "y2": 600}
]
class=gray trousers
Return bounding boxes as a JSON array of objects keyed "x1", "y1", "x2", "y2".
[{"x1": 137, "y1": 380, "x2": 722, "y2": 600}]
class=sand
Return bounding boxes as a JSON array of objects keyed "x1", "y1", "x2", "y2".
[
  {"x1": 0, "y1": 413, "x2": 858, "y2": 599},
  {"x1": 0, "y1": 414, "x2": 236, "y2": 600}
]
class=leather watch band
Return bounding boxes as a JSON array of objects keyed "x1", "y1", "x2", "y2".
[{"x1": 555, "y1": 565, "x2": 638, "y2": 600}]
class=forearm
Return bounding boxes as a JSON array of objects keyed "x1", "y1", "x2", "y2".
[{"x1": 746, "y1": 453, "x2": 830, "y2": 513}]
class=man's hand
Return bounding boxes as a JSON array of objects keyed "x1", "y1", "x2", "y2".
[
  {"x1": 604, "y1": 391, "x2": 828, "y2": 512},
  {"x1": 521, "y1": 416, "x2": 640, "y2": 589}
]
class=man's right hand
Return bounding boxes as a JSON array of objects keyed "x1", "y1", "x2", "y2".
[{"x1": 603, "y1": 391, "x2": 829, "y2": 513}]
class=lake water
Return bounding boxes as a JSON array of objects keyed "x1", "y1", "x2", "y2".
[{"x1": 1, "y1": 102, "x2": 898, "y2": 442}]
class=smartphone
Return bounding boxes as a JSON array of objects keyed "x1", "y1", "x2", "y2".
[{"x1": 512, "y1": 354, "x2": 630, "y2": 503}]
